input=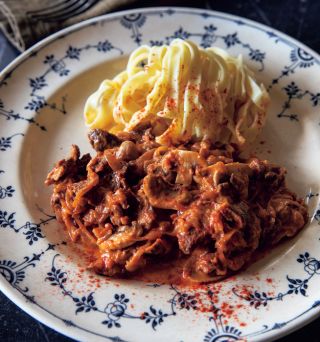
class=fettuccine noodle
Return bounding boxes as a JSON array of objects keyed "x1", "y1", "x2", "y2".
[{"x1": 84, "y1": 39, "x2": 270, "y2": 148}]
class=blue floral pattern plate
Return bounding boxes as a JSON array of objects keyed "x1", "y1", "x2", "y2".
[{"x1": 0, "y1": 7, "x2": 320, "y2": 342}]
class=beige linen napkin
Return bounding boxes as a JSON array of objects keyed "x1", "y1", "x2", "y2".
[{"x1": 0, "y1": 0, "x2": 134, "y2": 51}]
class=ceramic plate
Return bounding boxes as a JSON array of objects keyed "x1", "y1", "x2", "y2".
[{"x1": 1, "y1": 7, "x2": 320, "y2": 342}]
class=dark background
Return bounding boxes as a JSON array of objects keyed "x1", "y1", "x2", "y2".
[{"x1": 1, "y1": 0, "x2": 320, "y2": 341}]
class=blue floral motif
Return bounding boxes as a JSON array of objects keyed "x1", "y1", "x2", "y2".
[
  {"x1": 290, "y1": 48, "x2": 314, "y2": 68},
  {"x1": 162, "y1": 25, "x2": 266, "y2": 70},
  {"x1": 197, "y1": 25, "x2": 216, "y2": 48},
  {"x1": 169, "y1": 290, "x2": 198, "y2": 311},
  {"x1": 29, "y1": 76, "x2": 47, "y2": 94},
  {"x1": 249, "y1": 49, "x2": 265, "y2": 63},
  {"x1": 1, "y1": 247, "x2": 126, "y2": 342},
  {"x1": 46, "y1": 256, "x2": 296, "y2": 340},
  {"x1": 119, "y1": 10, "x2": 266, "y2": 70},
  {"x1": 201, "y1": 290, "x2": 274, "y2": 341},
  {"x1": 120, "y1": 14, "x2": 147, "y2": 45},
  {"x1": 169, "y1": 27, "x2": 191, "y2": 41},
  {"x1": 75, "y1": 293, "x2": 98, "y2": 314},
  {"x1": 276, "y1": 82, "x2": 320, "y2": 121},
  {"x1": 46, "y1": 256, "x2": 98, "y2": 313},
  {"x1": 0, "y1": 185, "x2": 14, "y2": 199},
  {"x1": 25, "y1": 98, "x2": 45, "y2": 112},
  {"x1": 0, "y1": 208, "x2": 55, "y2": 245},
  {"x1": 120, "y1": 13, "x2": 146, "y2": 29},
  {"x1": 233, "y1": 252, "x2": 320, "y2": 308},
  {"x1": 46, "y1": 254, "x2": 180, "y2": 330},
  {"x1": 66, "y1": 46, "x2": 81, "y2": 60},
  {"x1": 0, "y1": 133, "x2": 24, "y2": 151},
  {"x1": 0, "y1": 243, "x2": 64, "y2": 292},
  {"x1": 23, "y1": 222, "x2": 46, "y2": 245},
  {"x1": 0, "y1": 211, "x2": 15, "y2": 229},
  {"x1": 25, "y1": 95, "x2": 67, "y2": 115},
  {"x1": 269, "y1": 47, "x2": 315, "y2": 90},
  {"x1": 97, "y1": 40, "x2": 114, "y2": 52},
  {"x1": 103, "y1": 294, "x2": 129, "y2": 328},
  {"x1": 41, "y1": 42, "x2": 122, "y2": 80},
  {"x1": 141, "y1": 306, "x2": 172, "y2": 331},
  {"x1": 44, "y1": 57, "x2": 68, "y2": 76},
  {"x1": 223, "y1": 32, "x2": 240, "y2": 47},
  {"x1": 204, "y1": 317, "x2": 242, "y2": 342},
  {"x1": 44, "y1": 54, "x2": 55, "y2": 64},
  {"x1": 0, "y1": 39, "x2": 123, "y2": 136},
  {"x1": 46, "y1": 255, "x2": 215, "y2": 332},
  {"x1": 284, "y1": 82, "x2": 300, "y2": 97},
  {"x1": 0, "y1": 99, "x2": 46, "y2": 131},
  {"x1": 12, "y1": 42, "x2": 123, "y2": 128},
  {"x1": 299, "y1": 252, "x2": 320, "y2": 276},
  {"x1": 51, "y1": 60, "x2": 70, "y2": 76},
  {"x1": 3, "y1": 247, "x2": 319, "y2": 342},
  {"x1": 204, "y1": 24, "x2": 217, "y2": 33},
  {"x1": 0, "y1": 259, "x2": 27, "y2": 289}
]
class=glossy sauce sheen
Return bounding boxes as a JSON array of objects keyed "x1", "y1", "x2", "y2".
[{"x1": 46, "y1": 129, "x2": 308, "y2": 284}]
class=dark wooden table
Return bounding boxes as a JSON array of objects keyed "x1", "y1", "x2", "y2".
[{"x1": 1, "y1": 0, "x2": 320, "y2": 341}]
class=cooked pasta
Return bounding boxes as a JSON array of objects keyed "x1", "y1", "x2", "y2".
[
  {"x1": 84, "y1": 39, "x2": 270, "y2": 148},
  {"x1": 46, "y1": 41, "x2": 308, "y2": 284}
]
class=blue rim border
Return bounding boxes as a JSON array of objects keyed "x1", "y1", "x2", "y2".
[
  {"x1": 0, "y1": 6, "x2": 320, "y2": 342},
  {"x1": 1, "y1": 6, "x2": 320, "y2": 85}
]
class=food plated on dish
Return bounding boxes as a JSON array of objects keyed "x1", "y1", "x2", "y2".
[
  {"x1": 46, "y1": 39, "x2": 308, "y2": 284},
  {"x1": 1, "y1": 8, "x2": 320, "y2": 342}
]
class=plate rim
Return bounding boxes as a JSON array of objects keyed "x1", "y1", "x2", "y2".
[
  {"x1": 0, "y1": 6, "x2": 319, "y2": 342},
  {"x1": 1, "y1": 6, "x2": 320, "y2": 83}
]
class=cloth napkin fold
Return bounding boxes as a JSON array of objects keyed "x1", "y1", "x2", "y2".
[{"x1": 0, "y1": 0, "x2": 133, "y2": 51}]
